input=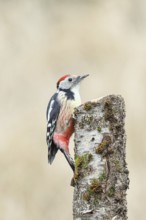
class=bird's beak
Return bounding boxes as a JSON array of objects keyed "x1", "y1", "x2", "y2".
[
  {"x1": 75, "y1": 74, "x2": 89, "y2": 84},
  {"x1": 79, "y1": 74, "x2": 89, "y2": 80}
]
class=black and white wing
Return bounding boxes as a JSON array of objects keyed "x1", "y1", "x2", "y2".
[{"x1": 46, "y1": 93, "x2": 60, "y2": 164}]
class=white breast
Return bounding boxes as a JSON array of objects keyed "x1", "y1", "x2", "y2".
[{"x1": 56, "y1": 87, "x2": 81, "y2": 133}]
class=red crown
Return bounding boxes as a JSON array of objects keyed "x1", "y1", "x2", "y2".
[{"x1": 57, "y1": 74, "x2": 71, "y2": 88}]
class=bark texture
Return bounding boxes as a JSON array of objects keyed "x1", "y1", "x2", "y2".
[{"x1": 73, "y1": 95, "x2": 129, "y2": 220}]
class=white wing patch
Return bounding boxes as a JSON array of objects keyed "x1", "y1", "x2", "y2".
[
  {"x1": 47, "y1": 123, "x2": 51, "y2": 127},
  {"x1": 47, "y1": 100, "x2": 54, "y2": 121}
]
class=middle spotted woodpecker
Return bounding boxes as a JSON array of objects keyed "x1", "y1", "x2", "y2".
[{"x1": 46, "y1": 74, "x2": 89, "y2": 171}]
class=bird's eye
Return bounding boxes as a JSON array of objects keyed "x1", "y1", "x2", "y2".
[{"x1": 68, "y1": 78, "x2": 72, "y2": 82}]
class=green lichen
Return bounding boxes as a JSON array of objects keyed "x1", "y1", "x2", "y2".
[
  {"x1": 108, "y1": 186, "x2": 115, "y2": 197},
  {"x1": 97, "y1": 127, "x2": 102, "y2": 132},
  {"x1": 74, "y1": 157, "x2": 82, "y2": 181},
  {"x1": 74, "y1": 171, "x2": 79, "y2": 182},
  {"x1": 76, "y1": 153, "x2": 92, "y2": 169},
  {"x1": 84, "y1": 102, "x2": 92, "y2": 111},
  {"x1": 75, "y1": 156, "x2": 82, "y2": 167},
  {"x1": 74, "y1": 153, "x2": 93, "y2": 182},
  {"x1": 98, "y1": 171, "x2": 106, "y2": 182}
]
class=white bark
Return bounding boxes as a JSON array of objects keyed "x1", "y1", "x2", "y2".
[{"x1": 73, "y1": 95, "x2": 129, "y2": 220}]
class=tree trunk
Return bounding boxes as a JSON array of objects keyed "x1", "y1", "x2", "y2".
[{"x1": 72, "y1": 95, "x2": 129, "y2": 220}]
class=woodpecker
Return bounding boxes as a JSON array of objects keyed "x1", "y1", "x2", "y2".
[{"x1": 46, "y1": 74, "x2": 89, "y2": 171}]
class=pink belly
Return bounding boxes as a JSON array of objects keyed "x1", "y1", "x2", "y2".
[{"x1": 53, "y1": 119, "x2": 74, "y2": 152}]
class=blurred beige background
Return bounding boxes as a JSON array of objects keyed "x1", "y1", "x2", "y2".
[{"x1": 0, "y1": 0, "x2": 146, "y2": 219}]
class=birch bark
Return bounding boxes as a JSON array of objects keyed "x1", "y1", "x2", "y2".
[{"x1": 73, "y1": 95, "x2": 129, "y2": 220}]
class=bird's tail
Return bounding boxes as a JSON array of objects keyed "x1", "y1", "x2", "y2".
[
  {"x1": 60, "y1": 149, "x2": 75, "y2": 172},
  {"x1": 48, "y1": 141, "x2": 58, "y2": 164}
]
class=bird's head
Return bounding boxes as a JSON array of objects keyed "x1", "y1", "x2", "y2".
[{"x1": 57, "y1": 74, "x2": 89, "y2": 90}]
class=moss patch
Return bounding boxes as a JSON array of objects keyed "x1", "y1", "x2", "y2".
[
  {"x1": 83, "y1": 179, "x2": 103, "y2": 203},
  {"x1": 97, "y1": 127, "x2": 102, "y2": 132},
  {"x1": 96, "y1": 141, "x2": 107, "y2": 154},
  {"x1": 98, "y1": 171, "x2": 106, "y2": 182},
  {"x1": 96, "y1": 135, "x2": 112, "y2": 154},
  {"x1": 108, "y1": 186, "x2": 115, "y2": 197},
  {"x1": 74, "y1": 153, "x2": 93, "y2": 182},
  {"x1": 83, "y1": 191, "x2": 91, "y2": 201},
  {"x1": 104, "y1": 100, "x2": 116, "y2": 122},
  {"x1": 84, "y1": 102, "x2": 93, "y2": 111},
  {"x1": 103, "y1": 98, "x2": 125, "y2": 138},
  {"x1": 89, "y1": 179, "x2": 102, "y2": 194}
]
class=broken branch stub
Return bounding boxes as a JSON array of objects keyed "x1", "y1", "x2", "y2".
[{"x1": 73, "y1": 95, "x2": 129, "y2": 220}]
